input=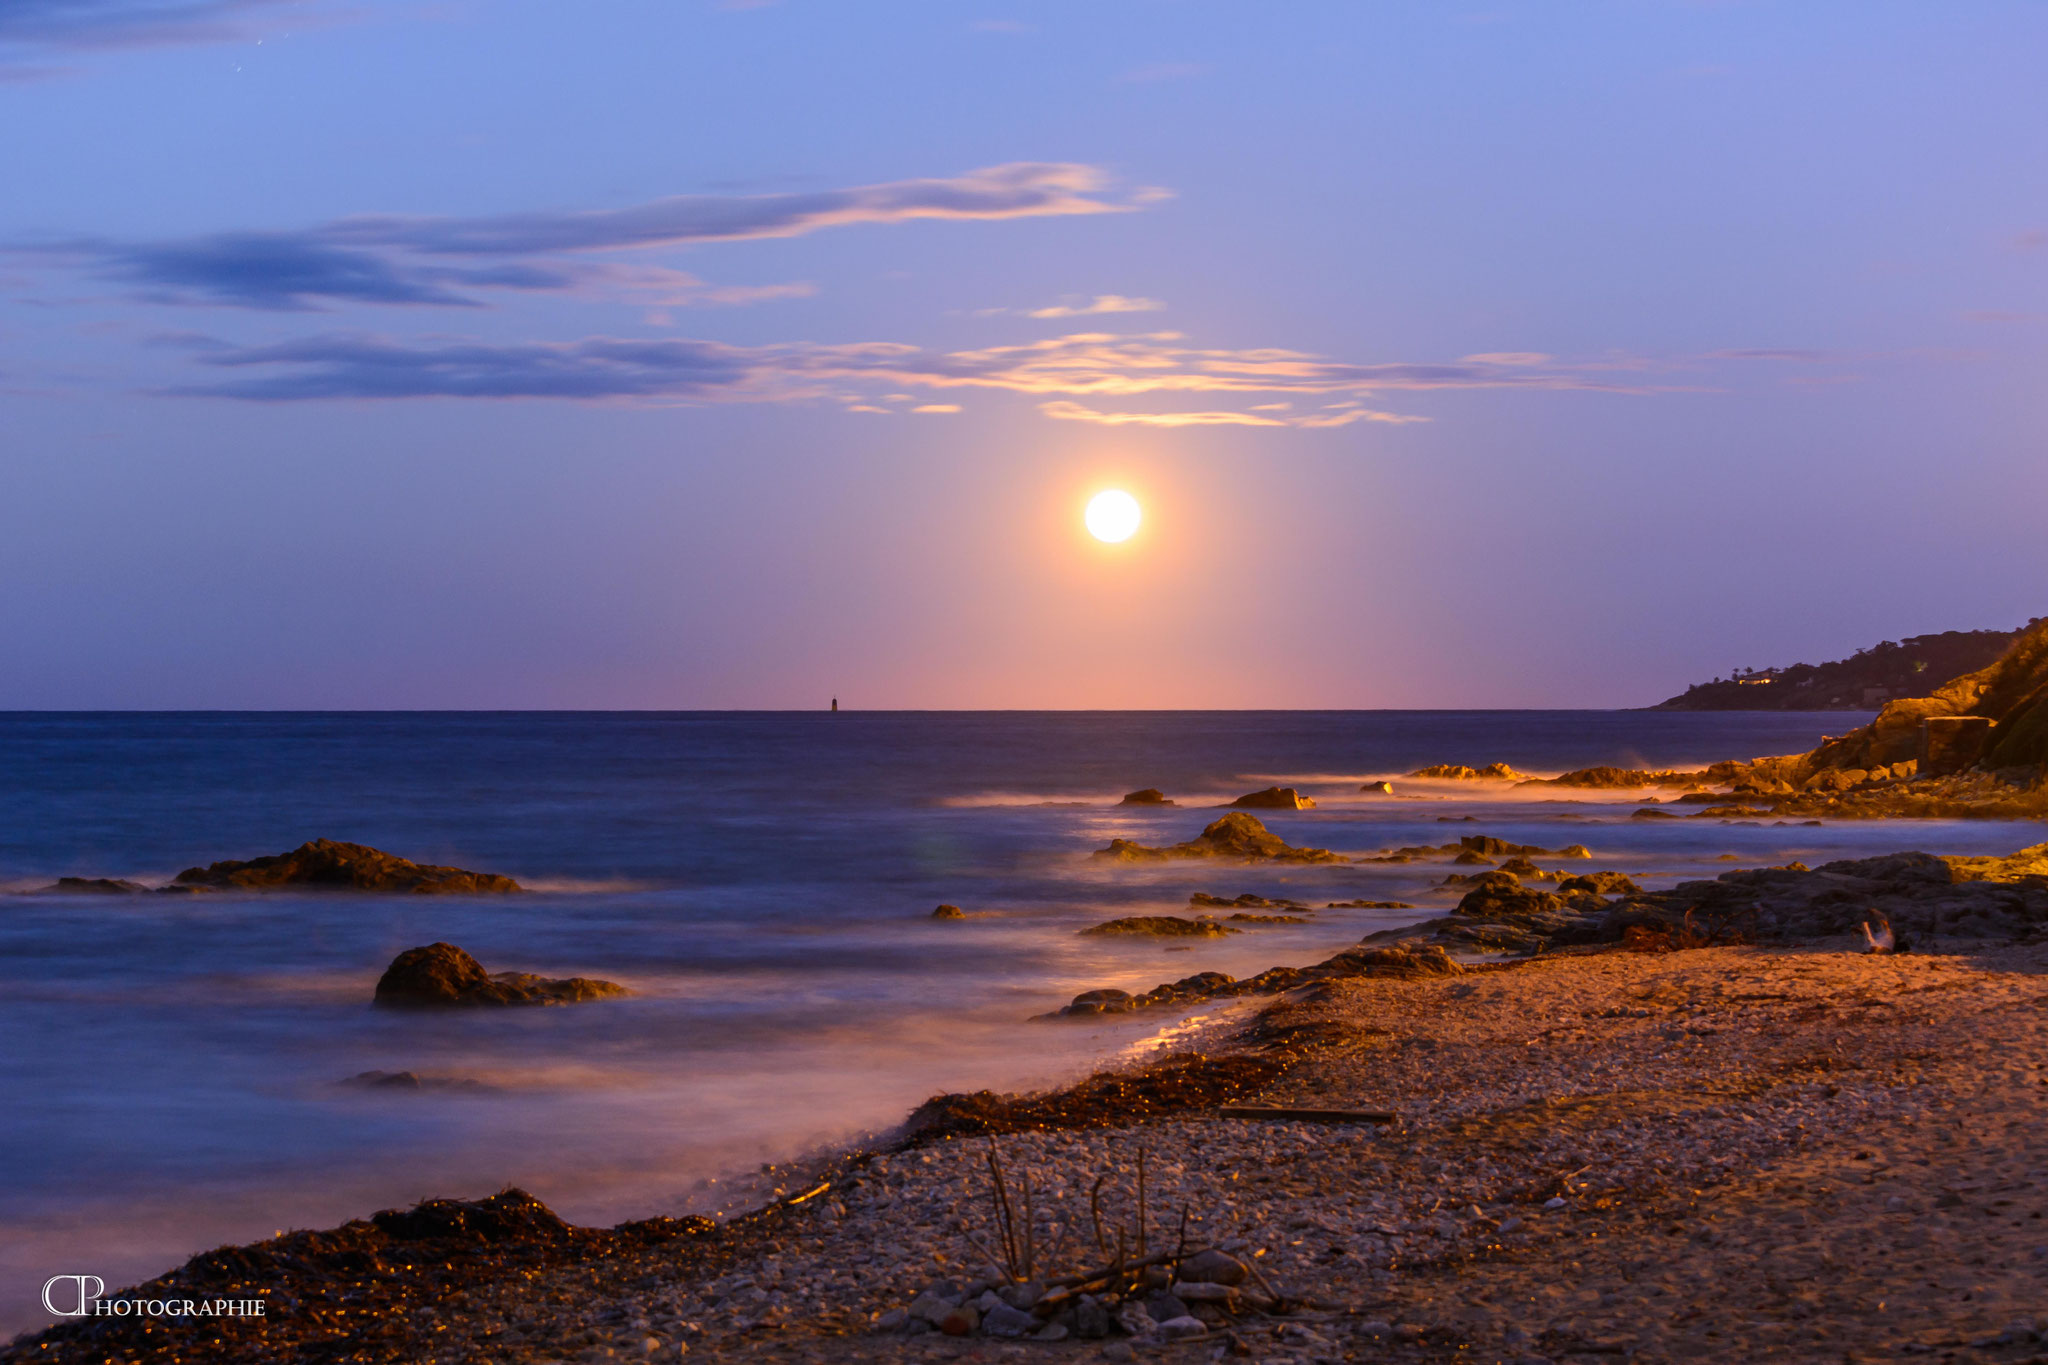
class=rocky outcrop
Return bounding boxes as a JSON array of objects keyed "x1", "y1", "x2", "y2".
[
  {"x1": 1373, "y1": 847, "x2": 2048, "y2": 955},
  {"x1": 1407, "y1": 763, "x2": 1527, "y2": 781},
  {"x1": 931, "y1": 904, "x2": 967, "y2": 919},
  {"x1": 1190, "y1": 892, "x2": 1306, "y2": 909},
  {"x1": 1053, "y1": 943, "x2": 1458, "y2": 1017},
  {"x1": 1080, "y1": 916, "x2": 1237, "y2": 938},
  {"x1": 1518, "y1": 766, "x2": 1708, "y2": 790},
  {"x1": 1094, "y1": 813, "x2": 1345, "y2": 864},
  {"x1": 1364, "y1": 835, "x2": 1593, "y2": 863},
  {"x1": 175, "y1": 840, "x2": 522, "y2": 894},
  {"x1": 372, "y1": 942, "x2": 630, "y2": 1008},
  {"x1": 1118, "y1": 788, "x2": 1175, "y2": 806},
  {"x1": 1226, "y1": 786, "x2": 1315, "y2": 810}
]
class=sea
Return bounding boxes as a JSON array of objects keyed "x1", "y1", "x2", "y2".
[{"x1": 2, "y1": 710, "x2": 2040, "y2": 1335}]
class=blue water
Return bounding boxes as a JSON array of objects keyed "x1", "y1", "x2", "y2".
[{"x1": 1, "y1": 710, "x2": 2037, "y2": 1336}]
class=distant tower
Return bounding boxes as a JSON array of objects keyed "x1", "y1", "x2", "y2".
[{"x1": 831, "y1": 697, "x2": 838, "y2": 712}]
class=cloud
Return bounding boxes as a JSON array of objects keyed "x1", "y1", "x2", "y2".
[
  {"x1": 31, "y1": 164, "x2": 1139, "y2": 312},
  {"x1": 1024, "y1": 294, "x2": 1165, "y2": 319},
  {"x1": 0, "y1": 0, "x2": 338, "y2": 69},
  {"x1": 911, "y1": 403, "x2": 961, "y2": 414},
  {"x1": 160, "y1": 326, "x2": 1669, "y2": 410},
  {"x1": 326, "y1": 163, "x2": 1133, "y2": 255},
  {"x1": 1038, "y1": 400, "x2": 1425, "y2": 428}
]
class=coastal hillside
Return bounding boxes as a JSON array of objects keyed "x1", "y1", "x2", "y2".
[{"x1": 1652, "y1": 623, "x2": 2033, "y2": 710}]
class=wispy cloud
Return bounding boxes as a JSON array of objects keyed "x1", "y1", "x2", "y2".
[
  {"x1": 1024, "y1": 294, "x2": 1164, "y2": 319},
  {"x1": 157, "y1": 326, "x2": 1682, "y2": 412},
  {"x1": 0, "y1": 0, "x2": 341, "y2": 73},
  {"x1": 1038, "y1": 400, "x2": 1423, "y2": 428},
  {"x1": 28, "y1": 164, "x2": 1141, "y2": 312}
]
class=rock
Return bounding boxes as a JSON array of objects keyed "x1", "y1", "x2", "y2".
[
  {"x1": 1146, "y1": 1291, "x2": 1190, "y2": 1321},
  {"x1": 1176, "y1": 1249, "x2": 1248, "y2": 1285},
  {"x1": 1227, "y1": 912, "x2": 1311, "y2": 924},
  {"x1": 1191, "y1": 891, "x2": 1306, "y2": 909},
  {"x1": 1497, "y1": 856, "x2": 1544, "y2": 877},
  {"x1": 173, "y1": 839, "x2": 521, "y2": 894},
  {"x1": 1032, "y1": 1321, "x2": 1069, "y2": 1341},
  {"x1": 906, "y1": 1291, "x2": 957, "y2": 1325},
  {"x1": 1114, "y1": 1302, "x2": 1155, "y2": 1338},
  {"x1": 937, "y1": 1304, "x2": 979, "y2": 1336},
  {"x1": 1319, "y1": 943, "x2": 1461, "y2": 979},
  {"x1": 980, "y1": 1302, "x2": 1038, "y2": 1337},
  {"x1": 1075, "y1": 1294, "x2": 1112, "y2": 1339},
  {"x1": 1081, "y1": 915, "x2": 1238, "y2": 937},
  {"x1": 31, "y1": 877, "x2": 150, "y2": 895},
  {"x1": 1326, "y1": 898, "x2": 1416, "y2": 909},
  {"x1": 1156, "y1": 1316, "x2": 1209, "y2": 1341},
  {"x1": 1227, "y1": 786, "x2": 1316, "y2": 809},
  {"x1": 338, "y1": 1069, "x2": 490, "y2": 1092},
  {"x1": 1556, "y1": 871, "x2": 1640, "y2": 895},
  {"x1": 372, "y1": 942, "x2": 630, "y2": 1008},
  {"x1": 1452, "y1": 850, "x2": 1497, "y2": 866},
  {"x1": 1060, "y1": 989, "x2": 1137, "y2": 1016},
  {"x1": 1093, "y1": 812, "x2": 1344, "y2": 864},
  {"x1": 1408, "y1": 763, "x2": 1527, "y2": 781},
  {"x1": 1631, "y1": 808, "x2": 1681, "y2": 820},
  {"x1": 931, "y1": 903, "x2": 966, "y2": 919},
  {"x1": 1119, "y1": 788, "x2": 1175, "y2": 805},
  {"x1": 1359, "y1": 780, "x2": 1396, "y2": 795},
  {"x1": 1526, "y1": 766, "x2": 1707, "y2": 789}
]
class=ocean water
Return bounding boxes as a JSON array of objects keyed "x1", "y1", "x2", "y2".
[{"x1": 2, "y1": 709, "x2": 2039, "y2": 1336}]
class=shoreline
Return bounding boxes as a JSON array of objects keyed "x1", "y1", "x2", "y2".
[{"x1": 10, "y1": 848, "x2": 2048, "y2": 1363}]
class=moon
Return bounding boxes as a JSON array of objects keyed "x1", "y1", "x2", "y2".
[{"x1": 1084, "y1": 489, "x2": 1142, "y2": 543}]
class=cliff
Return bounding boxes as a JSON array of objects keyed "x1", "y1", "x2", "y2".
[{"x1": 1652, "y1": 624, "x2": 2031, "y2": 711}]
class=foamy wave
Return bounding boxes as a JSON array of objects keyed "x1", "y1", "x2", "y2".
[{"x1": 516, "y1": 877, "x2": 658, "y2": 894}]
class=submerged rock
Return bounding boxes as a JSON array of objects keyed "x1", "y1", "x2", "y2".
[
  {"x1": 1190, "y1": 891, "x2": 1306, "y2": 909},
  {"x1": 1081, "y1": 915, "x2": 1237, "y2": 938},
  {"x1": 1226, "y1": 786, "x2": 1315, "y2": 810},
  {"x1": 175, "y1": 840, "x2": 521, "y2": 894},
  {"x1": 1118, "y1": 788, "x2": 1176, "y2": 806},
  {"x1": 373, "y1": 942, "x2": 630, "y2": 1008},
  {"x1": 1094, "y1": 812, "x2": 1345, "y2": 864}
]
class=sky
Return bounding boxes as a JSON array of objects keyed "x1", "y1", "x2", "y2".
[{"x1": 2, "y1": 0, "x2": 2045, "y2": 709}]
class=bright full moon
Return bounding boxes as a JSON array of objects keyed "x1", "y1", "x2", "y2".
[{"x1": 1084, "y1": 489, "x2": 1142, "y2": 543}]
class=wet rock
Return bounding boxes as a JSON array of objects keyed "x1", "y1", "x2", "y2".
[
  {"x1": 1408, "y1": 763, "x2": 1526, "y2": 781},
  {"x1": 1094, "y1": 812, "x2": 1344, "y2": 864},
  {"x1": 1227, "y1": 912, "x2": 1311, "y2": 924},
  {"x1": 1081, "y1": 915, "x2": 1237, "y2": 937},
  {"x1": 1557, "y1": 871, "x2": 1641, "y2": 896},
  {"x1": 1326, "y1": 898, "x2": 1416, "y2": 909},
  {"x1": 1453, "y1": 850, "x2": 1498, "y2": 866},
  {"x1": 1191, "y1": 891, "x2": 1306, "y2": 909},
  {"x1": 373, "y1": 942, "x2": 631, "y2": 1008},
  {"x1": 1118, "y1": 788, "x2": 1175, "y2": 806},
  {"x1": 31, "y1": 877, "x2": 150, "y2": 895},
  {"x1": 1523, "y1": 766, "x2": 1707, "y2": 789},
  {"x1": 1061, "y1": 989, "x2": 1137, "y2": 1016},
  {"x1": 1227, "y1": 785, "x2": 1316, "y2": 810},
  {"x1": 1631, "y1": 808, "x2": 1681, "y2": 820},
  {"x1": 174, "y1": 839, "x2": 521, "y2": 894},
  {"x1": 1359, "y1": 780, "x2": 1396, "y2": 795},
  {"x1": 931, "y1": 903, "x2": 967, "y2": 919},
  {"x1": 338, "y1": 1070, "x2": 491, "y2": 1092}
]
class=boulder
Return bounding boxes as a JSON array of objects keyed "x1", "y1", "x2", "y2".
[
  {"x1": 372, "y1": 942, "x2": 630, "y2": 1008},
  {"x1": 1118, "y1": 788, "x2": 1176, "y2": 806},
  {"x1": 175, "y1": 840, "x2": 521, "y2": 894},
  {"x1": 1227, "y1": 786, "x2": 1315, "y2": 810},
  {"x1": 1358, "y1": 781, "x2": 1396, "y2": 795},
  {"x1": 931, "y1": 903, "x2": 967, "y2": 919},
  {"x1": 1094, "y1": 812, "x2": 1345, "y2": 864}
]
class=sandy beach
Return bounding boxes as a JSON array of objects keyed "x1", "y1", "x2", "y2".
[{"x1": 13, "y1": 922, "x2": 2045, "y2": 1365}]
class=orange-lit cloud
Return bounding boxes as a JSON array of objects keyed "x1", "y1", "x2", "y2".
[{"x1": 1038, "y1": 400, "x2": 1425, "y2": 428}]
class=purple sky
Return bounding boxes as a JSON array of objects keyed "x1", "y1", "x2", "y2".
[{"x1": 2, "y1": 1, "x2": 2045, "y2": 708}]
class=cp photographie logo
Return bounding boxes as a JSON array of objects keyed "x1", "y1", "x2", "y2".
[{"x1": 42, "y1": 1276, "x2": 268, "y2": 1320}]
